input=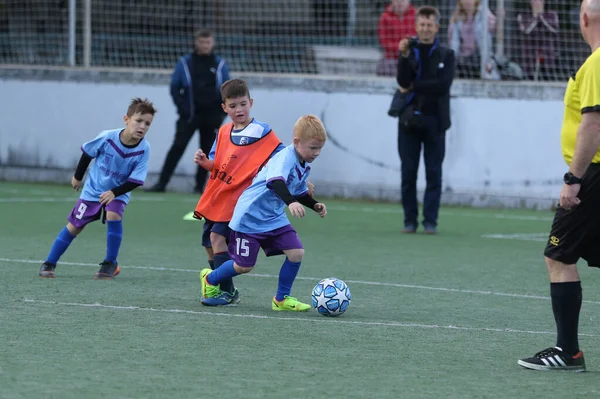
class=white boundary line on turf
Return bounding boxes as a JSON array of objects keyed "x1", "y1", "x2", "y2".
[
  {"x1": 23, "y1": 298, "x2": 600, "y2": 338},
  {"x1": 481, "y1": 233, "x2": 548, "y2": 242},
  {"x1": 0, "y1": 195, "x2": 554, "y2": 221},
  {"x1": 6, "y1": 257, "x2": 600, "y2": 305},
  {"x1": 0, "y1": 197, "x2": 166, "y2": 203}
]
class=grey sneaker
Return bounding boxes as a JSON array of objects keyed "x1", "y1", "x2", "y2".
[
  {"x1": 39, "y1": 262, "x2": 56, "y2": 278},
  {"x1": 402, "y1": 224, "x2": 417, "y2": 234},
  {"x1": 423, "y1": 224, "x2": 437, "y2": 235}
]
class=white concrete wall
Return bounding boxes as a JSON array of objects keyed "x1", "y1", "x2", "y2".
[{"x1": 0, "y1": 79, "x2": 567, "y2": 204}]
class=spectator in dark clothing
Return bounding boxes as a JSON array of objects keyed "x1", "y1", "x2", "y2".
[
  {"x1": 517, "y1": 0, "x2": 559, "y2": 80},
  {"x1": 396, "y1": 6, "x2": 455, "y2": 234},
  {"x1": 146, "y1": 29, "x2": 230, "y2": 193}
]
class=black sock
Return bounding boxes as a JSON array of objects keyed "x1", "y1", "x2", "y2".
[
  {"x1": 551, "y1": 281, "x2": 582, "y2": 355},
  {"x1": 208, "y1": 260, "x2": 215, "y2": 270},
  {"x1": 214, "y1": 252, "x2": 235, "y2": 294}
]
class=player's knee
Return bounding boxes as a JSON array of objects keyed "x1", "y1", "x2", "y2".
[
  {"x1": 105, "y1": 211, "x2": 122, "y2": 221},
  {"x1": 286, "y1": 248, "x2": 304, "y2": 263},
  {"x1": 209, "y1": 232, "x2": 227, "y2": 252},
  {"x1": 233, "y1": 263, "x2": 253, "y2": 274},
  {"x1": 545, "y1": 256, "x2": 565, "y2": 270},
  {"x1": 66, "y1": 223, "x2": 83, "y2": 236},
  {"x1": 544, "y1": 256, "x2": 579, "y2": 282}
]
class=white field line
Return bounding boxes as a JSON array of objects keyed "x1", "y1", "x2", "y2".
[
  {"x1": 0, "y1": 197, "x2": 166, "y2": 203},
  {"x1": 0, "y1": 195, "x2": 554, "y2": 221},
  {"x1": 5, "y1": 257, "x2": 600, "y2": 305},
  {"x1": 22, "y1": 298, "x2": 600, "y2": 338},
  {"x1": 482, "y1": 233, "x2": 548, "y2": 242}
]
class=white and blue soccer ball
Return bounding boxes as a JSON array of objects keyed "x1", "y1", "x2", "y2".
[{"x1": 311, "y1": 278, "x2": 351, "y2": 317}]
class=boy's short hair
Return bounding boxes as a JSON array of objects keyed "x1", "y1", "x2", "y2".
[
  {"x1": 127, "y1": 98, "x2": 157, "y2": 117},
  {"x1": 293, "y1": 115, "x2": 327, "y2": 142},
  {"x1": 220, "y1": 79, "x2": 250, "y2": 102},
  {"x1": 194, "y1": 28, "x2": 212, "y2": 39},
  {"x1": 416, "y1": 6, "x2": 441, "y2": 24}
]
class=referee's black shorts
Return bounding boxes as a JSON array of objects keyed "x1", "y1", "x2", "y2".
[{"x1": 544, "y1": 163, "x2": 600, "y2": 267}]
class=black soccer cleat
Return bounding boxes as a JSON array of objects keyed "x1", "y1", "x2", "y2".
[
  {"x1": 94, "y1": 261, "x2": 120, "y2": 280},
  {"x1": 39, "y1": 262, "x2": 56, "y2": 278},
  {"x1": 518, "y1": 347, "x2": 586, "y2": 372}
]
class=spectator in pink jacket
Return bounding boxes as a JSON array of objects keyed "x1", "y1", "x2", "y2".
[{"x1": 448, "y1": 0, "x2": 497, "y2": 78}]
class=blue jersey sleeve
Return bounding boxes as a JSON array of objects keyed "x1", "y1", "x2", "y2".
[
  {"x1": 266, "y1": 149, "x2": 296, "y2": 184},
  {"x1": 208, "y1": 137, "x2": 217, "y2": 160},
  {"x1": 128, "y1": 147, "x2": 150, "y2": 185},
  {"x1": 81, "y1": 130, "x2": 110, "y2": 157},
  {"x1": 293, "y1": 179, "x2": 309, "y2": 197}
]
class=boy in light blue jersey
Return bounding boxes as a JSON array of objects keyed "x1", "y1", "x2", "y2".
[
  {"x1": 200, "y1": 115, "x2": 327, "y2": 310},
  {"x1": 39, "y1": 98, "x2": 156, "y2": 279},
  {"x1": 193, "y1": 79, "x2": 284, "y2": 302},
  {"x1": 194, "y1": 79, "x2": 314, "y2": 305}
]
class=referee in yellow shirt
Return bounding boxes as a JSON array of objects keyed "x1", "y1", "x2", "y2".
[{"x1": 517, "y1": 0, "x2": 600, "y2": 372}]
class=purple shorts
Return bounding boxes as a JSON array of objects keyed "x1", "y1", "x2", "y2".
[
  {"x1": 228, "y1": 225, "x2": 303, "y2": 267},
  {"x1": 67, "y1": 199, "x2": 126, "y2": 229}
]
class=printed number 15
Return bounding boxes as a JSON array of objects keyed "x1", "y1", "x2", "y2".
[{"x1": 235, "y1": 238, "x2": 250, "y2": 257}]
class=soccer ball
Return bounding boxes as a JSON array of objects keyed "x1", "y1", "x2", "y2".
[{"x1": 311, "y1": 278, "x2": 351, "y2": 317}]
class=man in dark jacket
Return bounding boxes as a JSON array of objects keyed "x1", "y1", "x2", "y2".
[
  {"x1": 147, "y1": 29, "x2": 230, "y2": 193},
  {"x1": 396, "y1": 6, "x2": 455, "y2": 234}
]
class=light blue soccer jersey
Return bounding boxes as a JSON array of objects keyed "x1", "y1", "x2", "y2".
[
  {"x1": 229, "y1": 144, "x2": 310, "y2": 234},
  {"x1": 80, "y1": 129, "x2": 150, "y2": 204},
  {"x1": 208, "y1": 119, "x2": 285, "y2": 160}
]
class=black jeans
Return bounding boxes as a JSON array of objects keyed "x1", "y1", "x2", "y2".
[
  {"x1": 397, "y1": 116, "x2": 446, "y2": 227},
  {"x1": 157, "y1": 112, "x2": 224, "y2": 190}
]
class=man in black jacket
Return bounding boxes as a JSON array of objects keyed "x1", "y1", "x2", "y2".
[
  {"x1": 396, "y1": 6, "x2": 455, "y2": 234},
  {"x1": 147, "y1": 29, "x2": 231, "y2": 193}
]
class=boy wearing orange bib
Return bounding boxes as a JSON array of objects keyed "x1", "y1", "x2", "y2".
[{"x1": 193, "y1": 79, "x2": 283, "y2": 303}]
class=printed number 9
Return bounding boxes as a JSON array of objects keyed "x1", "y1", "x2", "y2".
[
  {"x1": 75, "y1": 203, "x2": 87, "y2": 219},
  {"x1": 235, "y1": 238, "x2": 250, "y2": 257}
]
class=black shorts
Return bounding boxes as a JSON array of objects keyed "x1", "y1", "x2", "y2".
[
  {"x1": 544, "y1": 163, "x2": 600, "y2": 267},
  {"x1": 201, "y1": 219, "x2": 231, "y2": 248}
]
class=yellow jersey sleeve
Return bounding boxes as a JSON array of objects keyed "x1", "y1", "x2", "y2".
[{"x1": 579, "y1": 51, "x2": 600, "y2": 114}]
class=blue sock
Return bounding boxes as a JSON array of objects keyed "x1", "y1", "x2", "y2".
[
  {"x1": 213, "y1": 252, "x2": 235, "y2": 294},
  {"x1": 208, "y1": 260, "x2": 215, "y2": 270},
  {"x1": 46, "y1": 227, "x2": 76, "y2": 265},
  {"x1": 275, "y1": 258, "x2": 302, "y2": 302},
  {"x1": 206, "y1": 259, "x2": 239, "y2": 286},
  {"x1": 105, "y1": 220, "x2": 123, "y2": 263}
]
